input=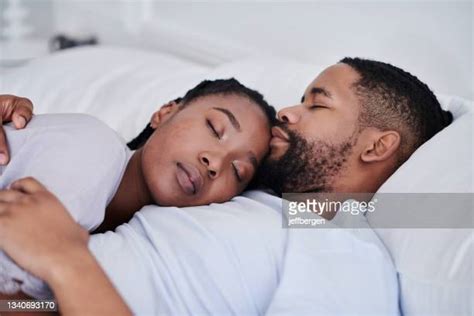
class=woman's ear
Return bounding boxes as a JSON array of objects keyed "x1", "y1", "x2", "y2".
[
  {"x1": 150, "y1": 100, "x2": 180, "y2": 128},
  {"x1": 361, "y1": 130, "x2": 401, "y2": 163}
]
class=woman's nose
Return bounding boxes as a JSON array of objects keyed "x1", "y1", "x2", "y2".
[
  {"x1": 199, "y1": 152, "x2": 224, "y2": 179},
  {"x1": 277, "y1": 105, "x2": 301, "y2": 124}
]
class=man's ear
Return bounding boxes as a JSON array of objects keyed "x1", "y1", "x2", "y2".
[
  {"x1": 361, "y1": 130, "x2": 401, "y2": 163},
  {"x1": 150, "y1": 100, "x2": 180, "y2": 129}
]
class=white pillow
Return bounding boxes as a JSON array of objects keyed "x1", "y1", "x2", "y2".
[
  {"x1": 205, "y1": 57, "x2": 325, "y2": 111},
  {"x1": 0, "y1": 45, "x2": 211, "y2": 141},
  {"x1": 376, "y1": 95, "x2": 473, "y2": 193},
  {"x1": 367, "y1": 96, "x2": 473, "y2": 316}
]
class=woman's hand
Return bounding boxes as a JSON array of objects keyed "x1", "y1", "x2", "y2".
[
  {"x1": 0, "y1": 177, "x2": 89, "y2": 282},
  {"x1": 0, "y1": 177, "x2": 132, "y2": 315},
  {"x1": 0, "y1": 94, "x2": 34, "y2": 165}
]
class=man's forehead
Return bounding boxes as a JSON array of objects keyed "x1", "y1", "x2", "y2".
[{"x1": 304, "y1": 63, "x2": 360, "y2": 96}]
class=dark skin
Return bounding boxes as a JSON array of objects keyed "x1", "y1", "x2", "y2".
[
  {"x1": 0, "y1": 97, "x2": 40, "y2": 314},
  {"x1": 0, "y1": 64, "x2": 406, "y2": 314},
  {"x1": 0, "y1": 93, "x2": 272, "y2": 311},
  {"x1": 96, "y1": 94, "x2": 270, "y2": 232},
  {"x1": 0, "y1": 95, "x2": 34, "y2": 165},
  {"x1": 0, "y1": 178, "x2": 131, "y2": 316},
  {"x1": 0, "y1": 93, "x2": 271, "y2": 233},
  {"x1": 269, "y1": 63, "x2": 401, "y2": 200}
]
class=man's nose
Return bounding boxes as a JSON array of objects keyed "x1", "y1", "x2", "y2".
[
  {"x1": 199, "y1": 151, "x2": 225, "y2": 179},
  {"x1": 277, "y1": 105, "x2": 301, "y2": 124}
]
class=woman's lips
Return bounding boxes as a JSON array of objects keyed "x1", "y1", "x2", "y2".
[{"x1": 176, "y1": 162, "x2": 204, "y2": 195}]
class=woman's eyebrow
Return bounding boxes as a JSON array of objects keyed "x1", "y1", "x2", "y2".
[{"x1": 212, "y1": 107, "x2": 241, "y2": 131}]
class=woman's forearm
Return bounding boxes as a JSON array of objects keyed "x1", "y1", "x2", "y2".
[
  {"x1": 45, "y1": 247, "x2": 132, "y2": 316},
  {"x1": 0, "y1": 177, "x2": 132, "y2": 316}
]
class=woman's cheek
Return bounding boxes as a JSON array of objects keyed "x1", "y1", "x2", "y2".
[{"x1": 208, "y1": 176, "x2": 240, "y2": 203}]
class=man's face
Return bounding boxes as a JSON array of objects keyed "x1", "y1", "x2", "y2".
[
  {"x1": 141, "y1": 94, "x2": 271, "y2": 206},
  {"x1": 260, "y1": 63, "x2": 362, "y2": 194}
]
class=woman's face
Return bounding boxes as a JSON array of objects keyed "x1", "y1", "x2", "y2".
[{"x1": 141, "y1": 94, "x2": 271, "y2": 207}]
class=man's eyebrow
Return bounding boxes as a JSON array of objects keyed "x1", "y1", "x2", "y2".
[
  {"x1": 311, "y1": 87, "x2": 332, "y2": 98},
  {"x1": 301, "y1": 86, "x2": 332, "y2": 103},
  {"x1": 212, "y1": 107, "x2": 241, "y2": 131}
]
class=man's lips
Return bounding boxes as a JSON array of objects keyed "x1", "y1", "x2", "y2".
[
  {"x1": 270, "y1": 126, "x2": 290, "y2": 146},
  {"x1": 176, "y1": 162, "x2": 204, "y2": 195}
]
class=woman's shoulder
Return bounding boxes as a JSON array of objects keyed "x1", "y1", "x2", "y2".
[
  {"x1": 27, "y1": 113, "x2": 111, "y2": 132},
  {"x1": 4, "y1": 113, "x2": 129, "y2": 174},
  {"x1": 26, "y1": 113, "x2": 125, "y2": 148},
  {"x1": 1, "y1": 113, "x2": 131, "y2": 229}
]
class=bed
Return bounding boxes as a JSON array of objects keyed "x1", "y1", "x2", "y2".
[{"x1": 0, "y1": 46, "x2": 472, "y2": 315}]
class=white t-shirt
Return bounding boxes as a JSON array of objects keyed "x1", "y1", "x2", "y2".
[
  {"x1": 0, "y1": 114, "x2": 130, "y2": 297},
  {"x1": 88, "y1": 193, "x2": 398, "y2": 316},
  {"x1": 88, "y1": 191, "x2": 286, "y2": 315},
  {"x1": 0, "y1": 113, "x2": 130, "y2": 230},
  {"x1": 265, "y1": 205, "x2": 399, "y2": 316}
]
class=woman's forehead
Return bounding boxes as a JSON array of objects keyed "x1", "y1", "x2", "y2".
[{"x1": 191, "y1": 94, "x2": 266, "y2": 120}]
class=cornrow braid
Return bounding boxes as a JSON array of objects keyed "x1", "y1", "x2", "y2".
[{"x1": 127, "y1": 79, "x2": 277, "y2": 151}]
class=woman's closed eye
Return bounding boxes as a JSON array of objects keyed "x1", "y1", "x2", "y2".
[{"x1": 232, "y1": 162, "x2": 243, "y2": 182}]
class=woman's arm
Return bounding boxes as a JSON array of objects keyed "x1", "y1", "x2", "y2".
[
  {"x1": 0, "y1": 177, "x2": 132, "y2": 316},
  {"x1": 0, "y1": 94, "x2": 33, "y2": 164},
  {"x1": 45, "y1": 246, "x2": 132, "y2": 316}
]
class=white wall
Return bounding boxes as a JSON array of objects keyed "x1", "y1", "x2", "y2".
[
  {"x1": 0, "y1": 0, "x2": 54, "y2": 40},
  {"x1": 145, "y1": 1, "x2": 473, "y2": 99},
  {"x1": 8, "y1": 0, "x2": 474, "y2": 99}
]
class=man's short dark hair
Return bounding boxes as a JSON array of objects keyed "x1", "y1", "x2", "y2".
[
  {"x1": 127, "y1": 78, "x2": 277, "y2": 150},
  {"x1": 340, "y1": 57, "x2": 453, "y2": 165}
]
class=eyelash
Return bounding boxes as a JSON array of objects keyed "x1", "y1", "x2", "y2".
[
  {"x1": 310, "y1": 104, "x2": 324, "y2": 110},
  {"x1": 232, "y1": 163, "x2": 242, "y2": 182},
  {"x1": 206, "y1": 119, "x2": 242, "y2": 182},
  {"x1": 207, "y1": 119, "x2": 220, "y2": 139}
]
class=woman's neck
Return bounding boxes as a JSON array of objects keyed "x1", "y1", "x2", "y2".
[{"x1": 93, "y1": 148, "x2": 153, "y2": 233}]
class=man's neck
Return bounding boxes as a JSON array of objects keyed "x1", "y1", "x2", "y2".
[
  {"x1": 94, "y1": 148, "x2": 153, "y2": 233},
  {"x1": 320, "y1": 170, "x2": 381, "y2": 220}
]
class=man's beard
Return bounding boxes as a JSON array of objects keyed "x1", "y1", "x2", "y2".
[{"x1": 258, "y1": 124, "x2": 355, "y2": 195}]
